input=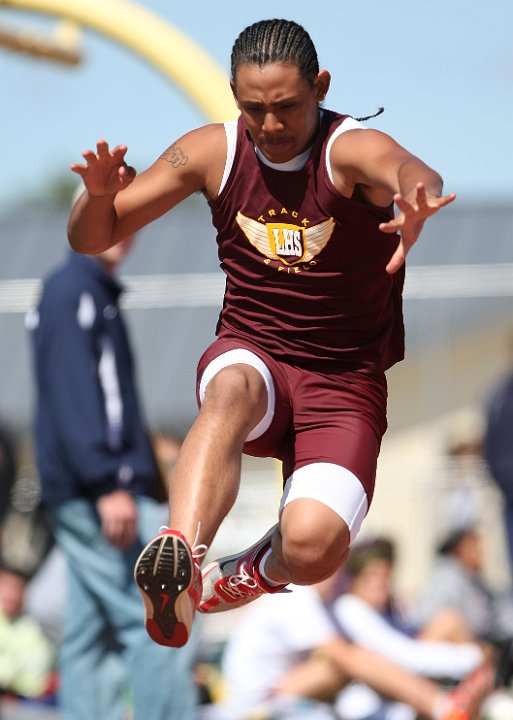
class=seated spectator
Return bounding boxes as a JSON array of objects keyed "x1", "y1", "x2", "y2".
[
  {"x1": 334, "y1": 536, "x2": 487, "y2": 679},
  {"x1": 332, "y1": 537, "x2": 493, "y2": 720},
  {"x1": 0, "y1": 565, "x2": 56, "y2": 700},
  {"x1": 219, "y1": 563, "x2": 494, "y2": 720},
  {"x1": 416, "y1": 525, "x2": 513, "y2": 650},
  {"x1": 0, "y1": 430, "x2": 59, "y2": 678},
  {"x1": 0, "y1": 425, "x2": 55, "y2": 603}
]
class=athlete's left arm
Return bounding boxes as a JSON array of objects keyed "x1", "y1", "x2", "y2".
[{"x1": 330, "y1": 129, "x2": 456, "y2": 274}]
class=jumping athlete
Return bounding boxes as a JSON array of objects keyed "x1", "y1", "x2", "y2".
[{"x1": 68, "y1": 19, "x2": 456, "y2": 652}]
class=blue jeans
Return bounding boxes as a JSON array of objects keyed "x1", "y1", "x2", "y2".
[{"x1": 47, "y1": 496, "x2": 198, "y2": 720}]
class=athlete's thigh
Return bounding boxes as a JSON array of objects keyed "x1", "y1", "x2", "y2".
[
  {"x1": 284, "y1": 367, "x2": 388, "y2": 500},
  {"x1": 196, "y1": 335, "x2": 293, "y2": 458}
]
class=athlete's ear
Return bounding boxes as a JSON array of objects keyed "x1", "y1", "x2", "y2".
[
  {"x1": 230, "y1": 80, "x2": 241, "y2": 109},
  {"x1": 314, "y1": 70, "x2": 331, "y2": 103}
]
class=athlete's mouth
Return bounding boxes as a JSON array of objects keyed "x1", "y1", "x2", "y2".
[{"x1": 262, "y1": 137, "x2": 292, "y2": 147}]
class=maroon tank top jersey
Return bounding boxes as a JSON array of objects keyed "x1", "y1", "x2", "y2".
[{"x1": 208, "y1": 110, "x2": 405, "y2": 373}]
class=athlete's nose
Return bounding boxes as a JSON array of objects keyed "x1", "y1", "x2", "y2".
[{"x1": 262, "y1": 112, "x2": 284, "y2": 133}]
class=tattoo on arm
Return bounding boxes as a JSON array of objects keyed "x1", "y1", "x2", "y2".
[{"x1": 160, "y1": 144, "x2": 188, "y2": 168}]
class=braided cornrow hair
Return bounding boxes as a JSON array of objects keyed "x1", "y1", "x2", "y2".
[{"x1": 231, "y1": 19, "x2": 319, "y2": 85}]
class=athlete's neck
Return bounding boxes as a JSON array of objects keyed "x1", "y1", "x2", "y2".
[
  {"x1": 254, "y1": 109, "x2": 323, "y2": 172},
  {"x1": 255, "y1": 144, "x2": 311, "y2": 171}
]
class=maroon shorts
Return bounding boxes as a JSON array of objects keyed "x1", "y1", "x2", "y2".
[{"x1": 196, "y1": 335, "x2": 388, "y2": 503}]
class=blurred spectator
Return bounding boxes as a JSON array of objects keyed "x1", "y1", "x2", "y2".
[
  {"x1": 335, "y1": 536, "x2": 486, "y2": 671},
  {"x1": 26, "y1": 233, "x2": 198, "y2": 720},
  {"x1": 0, "y1": 566, "x2": 55, "y2": 701},
  {"x1": 416, "y1": 526, "x2": 513, "y2": 650},
  {"x1": 484, "y1": 357, "x2": 513, "y2": 576},
  {"x1": 0, "y1": 425, "x2": 59, "y2": 712},
  {"x1": 332, "y1": 537, "x2": 488, "y2": 719},
  {"x1": 443, "y1": 432, "x2": 485, "y2": 538},
  {"x1": 0, "y1": 488, "x2": 54, "y2": 584},
  {"x1": 218, "y1": 567, "x2": 492, "y2": 720},
  {"x1": 0, "y1": 427, "x2": 57, "y2": 644}
]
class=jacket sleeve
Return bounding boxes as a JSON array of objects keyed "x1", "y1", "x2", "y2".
[
  {"x1": 484, "y1": 381, "x2": 513, "y2": 501},
  {"x1": 35, "y1": 280, "x2": 128, "y2": 494}
]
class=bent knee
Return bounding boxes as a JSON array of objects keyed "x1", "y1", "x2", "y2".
[
  {"x1": 203, "y1": 364, "x2": 266, "y2": 414},
  {"x1": 280, "y1": 510, "x2": 350, "y2": 585}
]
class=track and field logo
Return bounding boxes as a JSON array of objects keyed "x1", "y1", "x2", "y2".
[{"x1": 236, "y1": 211, "x2": 335, "y2": 267}]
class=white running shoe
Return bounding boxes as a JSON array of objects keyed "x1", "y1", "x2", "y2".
[{"x1": 199, "y1": 524, "x2": 288, "y2": 614}]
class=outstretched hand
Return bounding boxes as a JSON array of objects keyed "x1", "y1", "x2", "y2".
[
  {"x1": 70, "y1": 139, "x2": 136, "y2": 197},
  {"x1": 379, "y1": 183, "x2": 456, "y2": 274}
]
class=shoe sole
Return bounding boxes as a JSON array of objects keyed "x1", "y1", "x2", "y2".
[{"x1": 134, "y1": 534, "x2": 193, "y2": 647}]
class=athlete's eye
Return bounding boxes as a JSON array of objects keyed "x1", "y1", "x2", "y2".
[{"x1": 243, "y1": 105, "x2": 263, "y2": 114}]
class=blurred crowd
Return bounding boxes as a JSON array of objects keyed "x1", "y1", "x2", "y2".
[{"x1": 0, "y1": 424, "x2": 58, "y2": 712}]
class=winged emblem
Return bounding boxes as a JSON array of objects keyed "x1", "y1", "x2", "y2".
[{"x1": 236, "y1": 211, "x2": 335, "y2": 266}]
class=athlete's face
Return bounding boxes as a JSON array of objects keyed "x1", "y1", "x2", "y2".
[{"x1": 231, "y1": 63, "x2": 331, "y2": 164}]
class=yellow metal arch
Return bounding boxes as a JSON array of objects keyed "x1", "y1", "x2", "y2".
[{"x1": 0, "y1": 0, "x2": 237, "y2": 121}]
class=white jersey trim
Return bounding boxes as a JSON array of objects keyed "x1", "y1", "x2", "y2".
[
  {"x1": 326, "y1": 116, "x2": 367, "y2": 184},
  {"x1": 219, "y1": 119, "x2": 238, "y2": 197},
  {"x1": 219, "y1": 115, "x2": 367, "y2": 197},
  {"x1": 254, "y1": 144, "x2": 311, "y2": 172}
]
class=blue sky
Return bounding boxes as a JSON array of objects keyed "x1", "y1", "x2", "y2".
[{"x1": 1, "y1": 0, "x2": 512, "y2": 212}]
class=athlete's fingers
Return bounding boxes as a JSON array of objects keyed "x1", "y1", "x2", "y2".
[
  {"x1": 415, "y1": 183, "x2": 428, "y2": 208},
  {"x1": 70, "y1": 163, "x2": 87, "y2": 176},
  {"x1": 111, "y1": 144, "x2": 129, "y2": 160},
  {"x1": 432, "y1": 192, "x2": 457, "y2": 209},
  {"x1": 118, "y1": 164, "x2": 136, "y2": 182},
  {"x1": 379, "y1": 217, "x2": 403, "y2": 233},
  {"x1": 82, "y1": 149, "x2": 97, "y2": 163},
  {"x1": 386, "y1": 244, "x2": 406, "y2": 275},
  {"x1": 393, "y1": 193, "x2": 415, "y2": 214},
  {"x1": 96, "y1": 139, "x2": 111, "y2": 158}
]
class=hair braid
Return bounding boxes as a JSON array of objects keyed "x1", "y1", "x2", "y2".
[{"x1": 231, "y1": 19, "x2": 319, "y2": 84}]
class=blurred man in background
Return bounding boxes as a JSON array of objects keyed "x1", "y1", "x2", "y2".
[{"x1": 27, "y1": 227, "x2": 198, "y2": 720}]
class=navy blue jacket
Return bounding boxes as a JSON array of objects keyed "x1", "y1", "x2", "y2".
[
  {"x1": 484, "y1": 373, "x2": 513, "y2": 504},
  {"x1": 29, "y1": 252, "x2": 163, "y2": 503}
]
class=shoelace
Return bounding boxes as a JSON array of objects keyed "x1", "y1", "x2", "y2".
[
  {"x1": 226, "y1": 563, "x2": 259, "y2": 594},
  {"x1": 191, "y1": 522, "x2": 208, "y2": 564},
  {"x1": 158, "y1": 524, "x2": 208, "y2": 565}
]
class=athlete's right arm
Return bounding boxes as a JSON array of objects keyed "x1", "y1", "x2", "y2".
[{"x1": 68, "y1": 123, "x2": 227, "y2": 254}]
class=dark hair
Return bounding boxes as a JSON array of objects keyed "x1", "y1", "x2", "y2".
[
  {"x1": 437, "y1": 526, "x2": 476, "y2": 556},
  {"x1": 231, "y1": 19, "x2": 319, "y2": 84},
  {"x1": 345, "y1": 537, "x2": 396, "y2": 577}
]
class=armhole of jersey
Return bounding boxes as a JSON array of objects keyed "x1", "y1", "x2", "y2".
[
  {"x1": 218, "y1": 120, "x2": 238, "y2": 197},
  {"x1": 326, "y1": 117, "x2": 367, "y2": 184}
]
